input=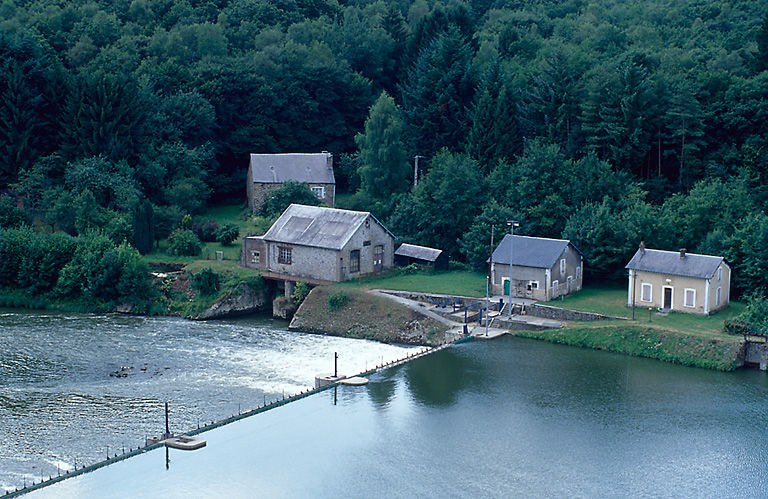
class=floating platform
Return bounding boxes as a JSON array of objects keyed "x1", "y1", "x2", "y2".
[
  {"x1": 165, "y1": 435, "x2": 207, "y2": 450},
  {"x1": 340, "y1": 376, "x2": 369, "y2": 386}
]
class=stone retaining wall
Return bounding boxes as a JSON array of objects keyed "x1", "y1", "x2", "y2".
[{"x1": 524, "y1": 303, "x2": 622, "y2": 322}]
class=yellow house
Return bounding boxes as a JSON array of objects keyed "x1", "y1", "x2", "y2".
[{"x1": 625, "y1": 246, "x2": 730, "y2": 315}]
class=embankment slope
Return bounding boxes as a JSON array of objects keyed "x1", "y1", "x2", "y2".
[
  {"x1": 289, "y1": 286, "x2": 449, "y2": 346},
  {"x1": 514, "y1": 324, "x2": 745, "y2": 371}
]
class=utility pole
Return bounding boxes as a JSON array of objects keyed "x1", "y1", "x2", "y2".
[
  {"x1": 486, "y1": 225, "x2": 494, "y2": 336},
  {"x1": 507, "y1": 220, "x2": 519, "y2": 317}
]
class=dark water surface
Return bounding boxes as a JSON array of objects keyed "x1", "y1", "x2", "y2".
[
  {"x1": 27, "y1": 333, "x2": 768, "y2": 498},
  {"x1": 0, "y1": 310, "x2": 418, "y2": 491}
]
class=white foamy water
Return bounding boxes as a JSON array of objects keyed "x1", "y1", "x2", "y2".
[{"x1": 0, "y1": 310, "x2": 420, "y2": 491}]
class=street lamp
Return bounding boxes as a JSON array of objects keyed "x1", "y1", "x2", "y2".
[{"x1": 507, "y1": 220, "x2": 519, "y2": 317}]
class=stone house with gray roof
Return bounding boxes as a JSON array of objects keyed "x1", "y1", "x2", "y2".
[
  {"x1": 490, "y1": 235, "x2": 583, "y2": 301},
  {"x1": 247, "y1": 152, "x2": 336, "y2": 212},
  {"x1": 241, "y1": 204, "x2": 394, "y2": 282},
  {"x1": 625, "y1": 245, "x2": 730, "y2": 315}
]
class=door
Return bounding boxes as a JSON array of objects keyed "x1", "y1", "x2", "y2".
[
  {"x1": 373, "y1": 245, "x2": 384, "y2": 272},
  {"x1": 503, "y1": 279, "x2": 510, "y2": 295},
  {"x1": 663, "y1": 287, "x2": 672, "y2": 309}
]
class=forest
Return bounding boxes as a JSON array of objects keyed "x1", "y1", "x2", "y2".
[{"x1": 1, "y1": 0, "x2": 768, "y2": 309}]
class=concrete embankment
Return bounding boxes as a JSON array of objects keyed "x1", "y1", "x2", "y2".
[
  {"x1": 289, "y1": 286, "x2": 449, "y2": 346},
  {"x1": 513, "y1": 324, "x2": 745, "y2": 371}
]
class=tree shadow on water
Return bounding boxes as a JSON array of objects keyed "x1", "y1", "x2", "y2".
[{"x1": 403, "y1": 348, "x2": 479, "y2": 407}]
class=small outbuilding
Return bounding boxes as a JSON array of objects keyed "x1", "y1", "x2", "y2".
[
  {"x1": 490, "y1": 235, "x2": 583, "y2": 301},
  {"x1": 625, "y1": 245, "x2": 730, "y2": 315},
  {"x1": 394, "y1": 243, "x2": 448, "y2": 271},
  {"x1": 247, "y1": 152, "x2": 336, "y2": 213},
  {"x1": 241, "y1": 204, "x2": 395, "y2": 283}
]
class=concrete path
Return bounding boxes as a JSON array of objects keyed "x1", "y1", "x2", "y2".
[{"x1": 368, "y1": 290, "x2": 460, "y2": 327}]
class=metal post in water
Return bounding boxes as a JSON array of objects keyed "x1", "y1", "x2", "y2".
[
  {"x1": 165, "y1": 401, "x2": 170, "y2": 438},
  {"x1": 334, "y1": 351, "x2": 338, "y2": 377}
]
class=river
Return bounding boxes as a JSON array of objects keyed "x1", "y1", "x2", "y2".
[
  {"x1": 5, "y1": 311, "x2": 768, "y2": 497},
  {"x1": 0, "y1": 310, "x2": 420, "y2": 491}
]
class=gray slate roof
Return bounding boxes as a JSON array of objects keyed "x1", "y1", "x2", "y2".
[
  {"x1": 395, "y1": 243, "x2": 443, "y2": 262},
  {"x1": 261, "y1": 204, "x2": 392, "y2": 250},
  {"x1": 491, "y1": 235, "x2": 576, "y2": 268},
  {"x1": 249, "y1": 153, "x2": 335, "y2": 184},
  {"x1": 625, "y1": 248, "x2": 724, "y2": 279}
]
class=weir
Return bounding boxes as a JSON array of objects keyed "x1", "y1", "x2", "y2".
[{"x1": 4, "y1": 335, "x2": 473, "y2": 497}]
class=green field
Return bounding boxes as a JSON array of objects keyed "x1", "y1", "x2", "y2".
[
  {"x1": 335, "y1": 270, "x2": 487, "y2": 297},
  {"x1": 549, "y1": 284, "x2": 744, "y2": 337}
]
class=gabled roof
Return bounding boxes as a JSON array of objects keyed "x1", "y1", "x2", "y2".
[
  {"x1": 261, "y1": 204, "x2": 393, "y2": 250},
  {"x1": 491, "y1": 235, "x2": 577, "y2": 269},
  {"x1": 625, "y1": 248, "x2": 724, "y2": 279},
  {"x1": 395, "y1": 243, "x2": 443, "y2": 262},
  {"x1": 249, "y1": 153, "x2": 335, "y2": 184}
]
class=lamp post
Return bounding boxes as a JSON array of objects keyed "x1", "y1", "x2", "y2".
[
  {"x1": 630, "y1": 269, "x2": 636, "y2": 320},
  {"x1": 507, "y1": 220, "x2": 519, "y2": 317}
]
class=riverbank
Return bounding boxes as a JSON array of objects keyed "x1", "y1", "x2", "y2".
[
  {"x1": 289, "y1": 286, "x2": 449, "y2": 346},
  {"x1": 514, "y1": 322, "x2": 744, "y2": 371}
]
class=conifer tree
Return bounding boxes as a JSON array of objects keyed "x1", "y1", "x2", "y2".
[{"x1": 355, "y1": 91, "x2": 410, "y2": 200}]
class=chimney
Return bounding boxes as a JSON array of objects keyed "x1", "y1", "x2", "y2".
[
  {"x1": 639, "y1": 240, "x2": 645, "y2": 253},
  {"x1": 679, "y1": 248, "x2": 686, "y2": 258},
  {"x1": 323, "y1": 151, "x2": 333, "y2": 170}
]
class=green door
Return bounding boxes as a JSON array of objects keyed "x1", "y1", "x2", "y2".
[{"x1": 503, "y1": 279, "x2": 510, "y2": 295}]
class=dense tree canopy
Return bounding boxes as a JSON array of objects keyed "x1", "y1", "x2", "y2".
[{"x1": 0, "y1": 0, "x2": 768, "y2": 296}]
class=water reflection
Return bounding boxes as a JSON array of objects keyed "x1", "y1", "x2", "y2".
[
  {"x1": 403, "y1": 347, "x2": 480, "y2": 407},
  {"x1": 366, "y1": 369, "x2": 398, "y2": 408}
]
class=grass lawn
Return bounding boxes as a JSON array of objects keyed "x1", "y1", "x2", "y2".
[
  {"x1": 549, "y1": 284, "x2": 744, "y2": 337},
  {"x1": 336, "y1": 270, "x2": 487, "y2": 297}
]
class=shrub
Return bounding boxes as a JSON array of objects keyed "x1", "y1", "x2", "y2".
[
  {"x1": 192, "y1": 219, "x2": 220, "y2": 242},
  {"x1": 261, "y1": 182, "x2": 321, "y2": 217},
  {"x1": 291, "y1": 281, "x2": 311, "y2": 305},
  {"x1": 726, "y1": 294, "x2": 768, "y2": 335},
  {"x1": 191, "y1": 268, "x2": 220, "y2": 295},
  {"x1": 0, "y1": 195, "x2": 26, "y2": 228},
  {"x1": 328, "y1": 291, "x2": 349, "y2": 311},
  {"x1": 216, "y1": 223, "x2": 240, "y2": 246},
  {"x1": 168, "y1": 229, "x2": 201, "y2": 256}
]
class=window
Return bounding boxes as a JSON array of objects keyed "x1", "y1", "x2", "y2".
[
  {"x1": 373, "y1": 245, "x2": 384, "y2": 270},
  {"x1": 560, "y1": 258, "x2": 566, "y2": 274},
  {"x1": 641, "y1": 283, "x2": 652, "y2": 302},
  {"x1": 718, "y1": 267, "x2": 722, "y2": 281},
  {"x1": 311, "y1": 186, "x2": 325, "y2": 199},
  {"x1": 716, "y1": 286, "x2": 722, "y2": 306},
  {"x1": 363, "y1": 240, "x2": 371, "y2": 247},
  {"x1": 350, "y1": 249, "x2": 360, "y2": 273},
  {"x1": 278, "y1": 246, "x2": 292, "y2": 265},
  {"x1": 527, "y1": 281, "x2": 539, "y2": 290},
  {"x1": 576, "y1": 266, "x2": 581, "y2": 280},
  {"x1": 684, "y1": 288, "x2": 696, "y2": 308},
  {"x1": 250, "y1": 250, "x2": 260, "y2": 264}
]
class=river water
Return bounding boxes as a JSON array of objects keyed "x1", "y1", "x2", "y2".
[
  {"x1": 0, "y1": 310, "x2": 420, "y2": 491},
  {"x1": 5, "y1": 311, "x2": 768, "y2": 497}
]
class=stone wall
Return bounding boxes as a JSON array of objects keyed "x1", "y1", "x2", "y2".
[{"x1": 524, "y1": 303, "x2": 619, "y2": 321}]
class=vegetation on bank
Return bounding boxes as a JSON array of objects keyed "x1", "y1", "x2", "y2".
[
  {"x1": 514, "y1": 324, "x2": 744, "y2": 371},
  {"x1": 290, "y1": 286, "x2": 448, "y2": 346}
]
